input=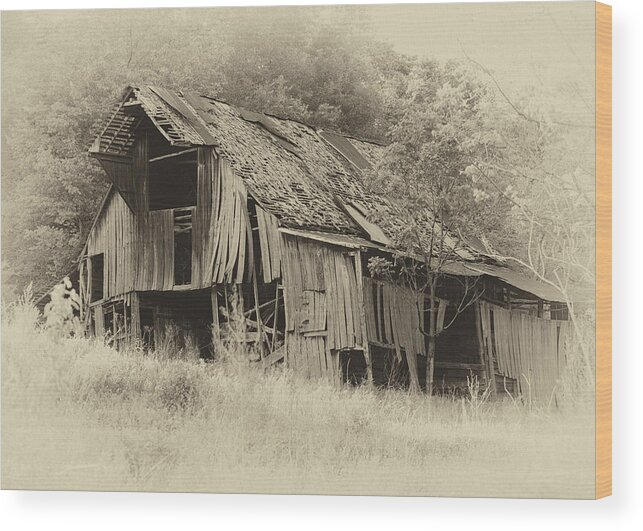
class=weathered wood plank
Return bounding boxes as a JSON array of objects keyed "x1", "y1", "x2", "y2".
[{"x1": 354, "y1": 251, "x2": 373, "y2": 382}]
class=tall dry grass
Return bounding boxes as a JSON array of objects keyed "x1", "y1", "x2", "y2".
[{"x1": 1, "y1": 297, "x2": 595, "y2": 498}]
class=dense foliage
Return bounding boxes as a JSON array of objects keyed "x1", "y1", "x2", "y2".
[{"x1": 1, "y1": 8, "x2": 593, "y2": 302}]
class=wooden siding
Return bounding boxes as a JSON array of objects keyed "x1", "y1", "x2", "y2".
[
  {"x1": 256, "y1": 206, "x2": 282, "y2": 283},
  {"x1": 280, "y1": 234, "x2": 363, "y2": 381},
  {"x1": 479, "y1": 301, "x2": 570, "y2": 401},
  {"x1": 85, "y1": 145, "x2": 254, "y2": 304},
  {"x1": 204, "y1": 151, "x2": 253, "y2": 285},
  {"x1": 363, "y1": 277, "x2": 425, "y2": 387},
  {"x1": 87, "y1": 191, "x2": 174, "y2": 295}
]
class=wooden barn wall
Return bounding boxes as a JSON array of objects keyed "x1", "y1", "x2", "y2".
[
  {"x1": 86, "y1": 190, "x2": 176, "y2": 295},
  {"x1": 280, "y1": 234, "x2": 362, "y2": 382},
  {"x1": 86, "y1": 145, "x2": 254, "y2": 301},
  {"x1": 363, "y1": 277, "x2": 425, "y2": 386},
  {"x1": 191, "y1": 147, "x2": 212, "y2": 286},
  {"x1": 479, "y1": 301, "x2": 571, "y2": 401},
  {"x1": 201, "y1": 151, "x2": 253, "y2": 286},
  {"x1": 255, "y1": 207, "x2": 282, "y2": 283}
]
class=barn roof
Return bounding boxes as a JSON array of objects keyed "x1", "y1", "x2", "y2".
[
  {"x1": 90, "y1": 85, "x2": 481, "y2": 262},
  {"x1": 88, "y1": 85, "x2": 571, "y2": 303}
]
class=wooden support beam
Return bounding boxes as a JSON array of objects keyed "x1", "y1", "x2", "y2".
[
  {"x1": 123, "y1": 300, "x2": 129, "y2": 340},
  {"x1": 245, "y1": 318, "x2": 279, "y2": 336},
  {"x1": 282, "y1": 285, "x2": 289, "y2": 367},
  {"x1": 262, "y1": 346, "x2": 285, "y2": 370},
  {"x1": 78, "y1": 260, "x2": 85, "y2": 322},
  {"x1": 485, "y1": 312, "x2": 497, "y2": 397},
  {"x1": 211, "y1": 286, "x2": 220, "y2": 344},
  {"x1": 476, "y1": 302, "x2": 498, "y2": 397},
  {"x1": 148, "y1": 148, "x2": 197, "y2": 163},
  {"x1": 243, "y1": 296, "x2": 276, "y2": 317},
  {"x1": 85, "y1": 258, "x2": 93, "y2": 326},
  {"x1": 435, "y1": 361, "x2": 485, "y2": 371},
  {"x1": 131, "y1": 292, "x2": 141, "y2": 341},
  {"x1": 271, "y1": 284, "x2": 281, "y2": 353},
  {"x1": 475, "y1": 302, "x2": 489, "y2": 384},
  {"x1": 303, "y1": 330, "x2": 327, "y2": 338},
  {"x1": 252, "y1": 270, "x2": 264, "y2": 358},
  {"x1": 368, "y1": 339, "x2": 396, "y2": 350},
  {"x1": 223, "y1": 284, "x2": 231, "y2": 323},
  {"x1": 94, "y1": 305, "x2": 104, "y2": 336}
]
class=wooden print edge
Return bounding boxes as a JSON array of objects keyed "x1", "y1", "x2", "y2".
[{"x1": 595, "y1": 0, "x2": 612, "y2": 500}]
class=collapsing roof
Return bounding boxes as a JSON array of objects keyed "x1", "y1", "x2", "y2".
[
  {"x1": 90, "y1": 86, "x2": 476, "y2": 255},
  {"x1": 89, "y1": 85, "x2": 567, "y2": 303}
]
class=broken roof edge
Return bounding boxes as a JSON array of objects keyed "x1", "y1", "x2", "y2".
[
  {"x1": 194, "y1": 92, "x2": 387, "y2": 146},
  {"x1": 277, "y1": 228, "x2": 565, "y2": 302},
  {"x1": 319, "y1": 127, "x2": 387, "y2": 148},
  {"x1": 88, "y1": 86, "x2": 138, "y2": 156},
  {"x1": 278, "y1": 227, "x2": 378, "y2": 250},
  {"x1": 144, "y1": 86, "x2": 213, "y2": 145},
  {"x1": 466, "y1": 263, "x2": 567, "y2": 303}
]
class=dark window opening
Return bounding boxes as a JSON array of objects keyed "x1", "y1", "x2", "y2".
[
  {"x1": 148, "y1": 152, "x2": 197, "y2": 210},
  {"x1": 140, "y1": 307, "x2": 155, "y2": 350},
  {"x1": 550, "y1": 303, "x2": 569, "y2": 321},
  {"x1": 138, "y1": 292, "x2": 214, "y2": 360},
  {"x1": 434, "y1": 304, "x2": 479, "y2": 366},
  {"x1": 340, "y1": 349, "x2": 368, "y2": 385},
  {"x1": 174, "y1": 208, "x2": 192, "y2": 286},
  {"x1": 371, "y1": 345, "x2": 410, "y2": 389},
  {"x1": 91, "y1": 253, "x2": 104, "y2": 301},
  {"x1": 104, "y1": 306, "x2": 114, "y2": 337}
]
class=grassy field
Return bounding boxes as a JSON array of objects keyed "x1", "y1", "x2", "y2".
[{"x1": 1, "y1": 301, "x2": 595, "y2": 498}]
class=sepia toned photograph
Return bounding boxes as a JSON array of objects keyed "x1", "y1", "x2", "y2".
[{"x1": 1, "y1": 1, "x2": 609, "y2": 499}]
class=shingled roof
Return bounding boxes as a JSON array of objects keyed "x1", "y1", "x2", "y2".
[{"x1": 90, "y1": 85, "x2": 484, "y2": 263}]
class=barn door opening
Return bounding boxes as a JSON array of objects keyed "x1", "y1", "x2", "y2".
[{"x1": 340, "y1": 349, "x2": 368, "y2": 385}]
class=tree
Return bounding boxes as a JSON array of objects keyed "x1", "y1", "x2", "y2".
[
  {"x1": 370, "y1": 59, "x2": 595, "y2": 392},
  {"x1": 366, "y1": 62, "x2": 505, "y2": 393}
]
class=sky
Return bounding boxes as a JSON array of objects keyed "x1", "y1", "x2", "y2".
[
  {"x1": 344, "y1": 2, "x2": 595, "y2": 127},
  {"x1": 364, "y1": 3, "x2": 594, "y2": 78},
  {"x1": 2, "y1": 1, "x2": 596, "y2": 128}
]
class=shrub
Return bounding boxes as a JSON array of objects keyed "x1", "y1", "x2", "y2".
[{"x1": 43, "y1": 276, "x2": 83, "y2": 339}]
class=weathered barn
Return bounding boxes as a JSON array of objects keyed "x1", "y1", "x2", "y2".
[{"x1": 79, "y1": 85, "x2": 571, "y2": 398}]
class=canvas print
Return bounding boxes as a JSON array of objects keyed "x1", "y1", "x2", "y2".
[{"x1": 1, "y1": 1, "x2": 609, "y2": 498}]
